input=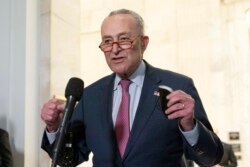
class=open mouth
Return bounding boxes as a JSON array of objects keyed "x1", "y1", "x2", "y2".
[{"x1": 112, "y1": 57, "x2": 125, "y2": 63}]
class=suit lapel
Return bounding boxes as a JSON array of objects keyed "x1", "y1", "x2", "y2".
[
  {"x1": 99, "y1": 75, "x2": 124, "y2": 162},
  {"x1": 100, "y1": 63, "x2": 163, "y2": 160},
  {"x1": 123, "y1": 63, "x2": 162, "y2": 158},
  {"x1": 99, "y1": 75, "x2": 117, "y2": 142}
]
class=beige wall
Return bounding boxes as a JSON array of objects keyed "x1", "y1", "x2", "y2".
[{"x1": 7, "y1": 0, "x2": 250, "y2": 166}]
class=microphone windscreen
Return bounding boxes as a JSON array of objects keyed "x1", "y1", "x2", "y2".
[{"x1": 65, "y1": 77, "x2": 84, "y2": 101}]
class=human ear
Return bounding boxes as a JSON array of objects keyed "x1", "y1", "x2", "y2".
[{"x1": 141, "y1": 36, "x2": 149, "y2": 51}]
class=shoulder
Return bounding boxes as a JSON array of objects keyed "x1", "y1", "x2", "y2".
[
  {"x1": 84, "y1": 73, "x2": 115, "y2": 93},
  {"x1": 146, "y1": 61, "x2": 192, "y2": 80},
  {"x1": 223, "y1": 142, "x2": 233, "y2": 149},
  {"x1": 0, "y1": 129, "x2": 9, "y2": 138},
  {"x1": 145, "y1": 61, "x2": 194, "y2": 89}
]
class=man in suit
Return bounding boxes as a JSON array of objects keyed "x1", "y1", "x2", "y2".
[
  {"x1": 41, "y1": 9, "x2": 223, "y2": 167},
  {"x1": 216, "y1": 142, "x2": 237, "y2": 167},
  {"x1": 200, "y1": 142, "x2": 237, "y2": 167},
  {"x1": 0, "y1": 128, "x2": 13, "y2": 167}
]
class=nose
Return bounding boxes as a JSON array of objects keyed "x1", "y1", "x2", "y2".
[{"x1": 111, "y1": 42, "x2": 121, "y2": 54}]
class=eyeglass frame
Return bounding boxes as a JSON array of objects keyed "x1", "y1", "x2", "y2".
[{"x1": 98, "y1": 35, "x2": 142, "y2": 52}]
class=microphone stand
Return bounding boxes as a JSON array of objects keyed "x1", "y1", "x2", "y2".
[{"x1": 51, "y1": 96, "x2": 76, "y2": 167}]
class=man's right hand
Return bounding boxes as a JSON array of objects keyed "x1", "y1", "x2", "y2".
[{"x1": 41, "y1": 98, "x2": 65, "y2": 132}]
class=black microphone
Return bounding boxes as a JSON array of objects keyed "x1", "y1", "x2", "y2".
[
  {"x1": 158, "y1": 85, "x2": 173, "y2": 116},
  {"x1": 51, "y1": 77, "x2": 84, "y2": 167}
]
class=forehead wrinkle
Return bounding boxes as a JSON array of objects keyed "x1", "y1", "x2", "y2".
[{"x1": 102, "y1": 32, "x2": 132, "y2": 39}]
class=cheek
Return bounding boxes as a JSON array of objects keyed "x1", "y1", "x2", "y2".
[
  {"x1": 128, "y1": 51, "x2": 142, "y2": 63},
  {"x1": 125, "y1": 55, "x2": 140, "y2": 72},
  {"x1": 104, "y1": 53, "x2": 111, "y2": 61},
  {"x1": 103, "y1": 54, "x2": 112, "y2": 68}
]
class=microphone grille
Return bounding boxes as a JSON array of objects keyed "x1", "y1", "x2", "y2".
[{"x1": 65, "y1": 77, "x2": 84, "y2": 101}]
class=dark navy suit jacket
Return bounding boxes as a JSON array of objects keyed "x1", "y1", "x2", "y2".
[
  {"x1": 42, "y1": 61, "x2": 223, "y2": 167},
  {"x1": 0, "y1": 128, "x2": 13, "y2": 167},
  {"x1": 219, "y1": 142, "x2": 237, "y2": 167}
]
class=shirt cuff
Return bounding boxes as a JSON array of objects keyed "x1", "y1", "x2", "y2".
[
  {"x1": 180, "y1": 123, "x2": 199, "y2": 146},
  {"x1": 46, "y1": 129, "x2": 58, "y2": 144}
]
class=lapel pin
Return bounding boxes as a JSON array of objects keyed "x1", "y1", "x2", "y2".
[{"x1": 154, "y1": 91, "x2": 160, "y2": 96}]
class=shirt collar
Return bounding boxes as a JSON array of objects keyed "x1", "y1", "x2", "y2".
[{"x1": 114, "y1": 61, "x2": 146, "y2": 90}]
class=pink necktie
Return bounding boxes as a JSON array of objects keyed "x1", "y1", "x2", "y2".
[{"x1": 115, "y1": 79, "x2": 131, "y2": 157}]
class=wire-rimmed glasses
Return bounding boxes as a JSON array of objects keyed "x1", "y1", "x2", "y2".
[{"x1": 99, "y1": 36, "x2": 141, "y2": 52}]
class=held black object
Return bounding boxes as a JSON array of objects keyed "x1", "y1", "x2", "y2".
[
  {"x1": 158, "y1": 85, "x2": 173, "y2": 113},
  {"x1": 51, "y1": 77, "x2": 84, "y2": 167}
]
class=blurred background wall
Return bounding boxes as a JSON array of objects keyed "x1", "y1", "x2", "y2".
[{"x1": 0, "y1": 0, "x2": 250, "y2": 166}]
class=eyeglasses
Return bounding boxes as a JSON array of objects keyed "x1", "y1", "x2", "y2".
[{"x1": 99, "y1": 36, "x2": 141, "y2": 52}]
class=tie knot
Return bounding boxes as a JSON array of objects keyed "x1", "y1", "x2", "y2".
[{"x1": 120, "y1": 79, "x2": 131, "y2": 91}]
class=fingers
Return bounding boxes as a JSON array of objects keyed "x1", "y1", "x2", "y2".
[
  {"x1": 166, "y1": 90, "x2": 192, "y2": 107},
  {"x1": 41, "y1": 98, "x2": 65, "y2": 132},
  {"x1": 164, "y1": 90, "x2": 195, "y2": 130}
]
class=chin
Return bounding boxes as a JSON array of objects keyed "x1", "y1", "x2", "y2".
[
  {"x1": 114, "y1": 70, "x2": 128, "y2": 78},
  {"x1": 111, "y1": 64, "x2": 130, "y2": 76}
]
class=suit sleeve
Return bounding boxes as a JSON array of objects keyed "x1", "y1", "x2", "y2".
[
  {"x1": 182, "y1": 79, "x2": 224, "y2": 166},
  {"x1": 41, "y1": 96, "x2": 91, "y2": 166},
  {"x1": 0, "y1": 129, "x2": 13, "y2": 167}
]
